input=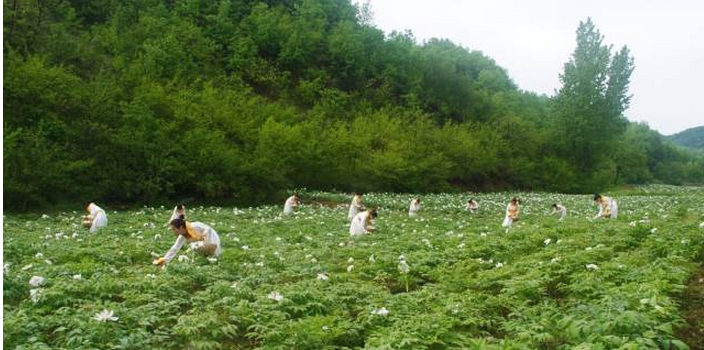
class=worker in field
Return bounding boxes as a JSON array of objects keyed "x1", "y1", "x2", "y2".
[
  {"x1": 502, "y1": 197, "x2": 520, "y2": 229},
  {"x1": 284, "y1": 193, "x2": 300, "y2": 215},
  {"x1": 165, "y1": 204, "x2": 186, "y2": 227},
  {"x1": 350, "y1": 208, "x2": 377, "y2": 236},
  {"x1": 467, "y1": 198, "x2": 478, "y2": 213},
  {"x1": 552, "y1": 203, "x2": 567, "y2": 221},
  {"x1": 153, "y1": 216, "x2": 222, "y2": 267},
  {"x1": 83, "y1": 202, "x2": 108, "y2": 233},
  {"x1": 593, "y1": 194, "x2": 618, "y2": 219},
  {"x1": 408, "y1": 198, "x2": 421, "y2": 217},
  {"x1": 348, "y1": 192, "x2": 364, "y2": 220}
]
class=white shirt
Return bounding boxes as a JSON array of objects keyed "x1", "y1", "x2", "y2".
[
  {"x1": 284, "y1": 196, "x2": 298, "y2": 215},
  {"x1": 87, "y1": 203, "x2": 108, "y2": 233},
  {"x1": 163, "y1": 222, "x2": 222, "y2": 263},
  {"x1": 553, "y1": 205, "x2": 567, "y2": 220},
  {"x1": 350, "y1": 211, "x2": 372, "y2": 236},
  {"x1": 409, "y1": 200, "x2": 421, "y2": 216},
  {"x1": 348, "y1": 195, "x2": 363, "y2": 220}
]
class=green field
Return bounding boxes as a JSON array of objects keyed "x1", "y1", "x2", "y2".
[{"x1": 3, "y1": 185, "x2": 704, "y2": 349}]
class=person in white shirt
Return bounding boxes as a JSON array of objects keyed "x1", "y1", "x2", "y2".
[
  {"x1": 349, "y1": 209, "x2": 377, "y2": 237},
  {"x1": 283, "y1": 194, "x2": 300, "y2": 215},
  {"x1": 552, "y1": 203, "x2": 567, "y2": 221},
  {"x1": 154, "y1": 217, "x2": 222, "y2": 266},
  {"x1": 593, "y1": 194, "x2": 618, "y2": 219},
  {"x1": 348, "y1": 193, "x2": 364, "y2": 220},
  {"x1": 408, "y1": 198, "x2": 421, "y2": 217},
  {"x1": 467, "y1": 198, "x2": 478, "y2": 213},
  {"x1": 165, "y1": 204, "x2": 186, "y2": 227},
  {"x1": 84, "y1": 202, "x2": 108, "y2": 233}
]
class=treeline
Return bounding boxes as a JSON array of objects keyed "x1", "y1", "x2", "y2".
[{"x1": 4, "y1": 0, "x2": 703, "y2": 209}]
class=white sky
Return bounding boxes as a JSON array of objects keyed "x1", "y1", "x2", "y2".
[{"x1": 367, "y1": 0, "x2": 704, "y2": 135}]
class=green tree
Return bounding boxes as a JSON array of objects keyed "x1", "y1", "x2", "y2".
[{"x1": 551, "y1": 18, "x2": 634, "y2": 189}]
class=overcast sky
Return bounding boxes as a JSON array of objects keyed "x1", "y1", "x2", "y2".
[{"x1": 367, "y1": 0, "x2": 703, "y2": 135}]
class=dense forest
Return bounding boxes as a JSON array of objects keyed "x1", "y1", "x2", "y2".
[{"x1": 4, "y1": 0, "x2": 704, "y2": 209}]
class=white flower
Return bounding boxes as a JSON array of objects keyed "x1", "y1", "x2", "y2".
[
  {"x1": 207, "y1": 257, "x2": 218, "y2": 263},
  {"x1": 41, "y1": 214, "x2": 50, "y2": 219},
  {"x1": 585, "y1": 247, "x2": 593, "y2": 251},
  {"x1": 398, "y1": 260, "x2": 410, "y2": 274},
  {"x1": 317, "y1": 273, "x2": 329, "y2": 281},
  {"x1": 543, "y1": 238, "x2": 551, "y2": 246},
  {"x1": 3, "y1": 263, "x2": 10, "y2": 273},
  {"x1": 93, "y1": 309, "x2": 119, "y2": 322},
  {"x1": 322, "y1": 325, "x2": 330, "y2": 331},
  {"x1": 73, "y1": 274, "x2": 82, "y2": 281},
  {"x1": 457, "y1": 243, "x2": 465, "y2": 248},
  {"x1": 188, "y1": 241, "x2": 204, "y2": 250},
  {"x1": 241, "y1": 245, "x2": 250, "y2": 250},
  {"x1": 397, "y1": 254, "x2": 406, "y2": 261},
  {"x1": 338, "y1": 242, "x2": 345, "y2": 247},
  {"x1": 154, "y1": 234, "x2": 162, "y2": 240},
  {"x1": 372, "y1": 307, "x2": 389, "y2": 316},
  {"x1": 585, "y1": 264, "x2": 599, "y2": 270},
  {"x1": 347, "y1": 265, "x2": 355, "y2": 272},
  {"x1": 231, "y1": 282, "x2": 238, "y2": 289},
  {"x1": 178, "y1": 255, "x2": 190, "y2": 263},
  {"x1": 268, "y1": 291, "x2": 284, "y2": 302},
  {"x1": 650, "y1": 228, "x2": 658, "y2": 234},
  {"x1": 146, "y1": 274, "x2": 156, "y2": 279},
  {"x1": 30, "y1": 288, "x2": 43, "y2": 303},
  {"x1": 35, "y1": 252, "x2": 44, "y2": 259},
  {"x1": 347, "y1": 257, "x2": 355, "y2": 264},
  {"x1": 550, "y1": 257, "x2": 561, "y2": 264},
  {"x1": 495, "y1": 262, "x2": 504, "y2": 268},
  {"x1": 699, "y1": 222, "x2": 704, "y2": 228},
  {"x1": 29, "y1": 276, "x2": 45, "y2": 287},
  {"x1": 275, "y1": 237, "x2": 282, "y2": 241},
  {"x1": 368, "y1": 254, "x2": 376, "y2": 263}
]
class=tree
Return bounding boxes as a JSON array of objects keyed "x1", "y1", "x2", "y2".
[{"x1": 551, "y1": 18, "x2": 634, "y2": 188}]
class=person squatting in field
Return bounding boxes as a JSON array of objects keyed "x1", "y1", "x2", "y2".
[
  {"x1": 153, "y1": 216, "x2": 222, "y2": 267},
  {"x1": 348, "y1": 193, "x2": 364, "y2": 220},
  {"x1": 593, "y1": 194, "x2": 618, "y2": 219},
  {"x1": 165, "y1": 204, "x2": 186, "y2": 227},
  {"x1": 83, "y1": 202, "x2": 108, "y2": 233},
  {"x1": 467, "y1": 198, "x2": 478, "y2": 213},
  {"x1": 408, "y1": 198, "x2": 421, "y2": 217},
  {"x1": 552, "y1": 203, "x2": 567, "y2": 221},
  {"x1": 284, "y1": 193, "x2": 300, "y2": 215},
  {"x1": 350, "y1": 208, "x2": 378, "y2": 236},
  {"x1": 502, "y1": 197, "x2": 520, "y2": 229}
]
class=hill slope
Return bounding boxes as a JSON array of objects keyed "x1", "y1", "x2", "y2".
[{"x1": 667, "y1": 126, "x2": 704, "y2": 149}]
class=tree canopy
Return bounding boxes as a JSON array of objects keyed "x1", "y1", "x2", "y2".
[{"x1": 4, "y1": 0, "x2": 703, "y2": 209}]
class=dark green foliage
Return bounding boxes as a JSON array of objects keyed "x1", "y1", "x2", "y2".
[
  {"x1": 3, "y1": 1, "x2": 703, "y2": 208},
  {"x1": 666, "y1": 126, "x2": 704, "y2": 149}
]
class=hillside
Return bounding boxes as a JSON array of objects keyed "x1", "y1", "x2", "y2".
[
  {"x1": 3, "y1": 0, "x2": 703, "y2": 209},
  {"x1": 667, "y1": 126, "x2": 704, "y2": 149}
]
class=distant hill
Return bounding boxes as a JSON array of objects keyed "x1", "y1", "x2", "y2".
[{"x1": 666, "y1": 126, "x2": 704, "y2": 149}]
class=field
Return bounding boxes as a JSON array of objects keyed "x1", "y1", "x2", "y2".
[{"x1": 3, "y1": 185, "x2": 704, "y2": 349}]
